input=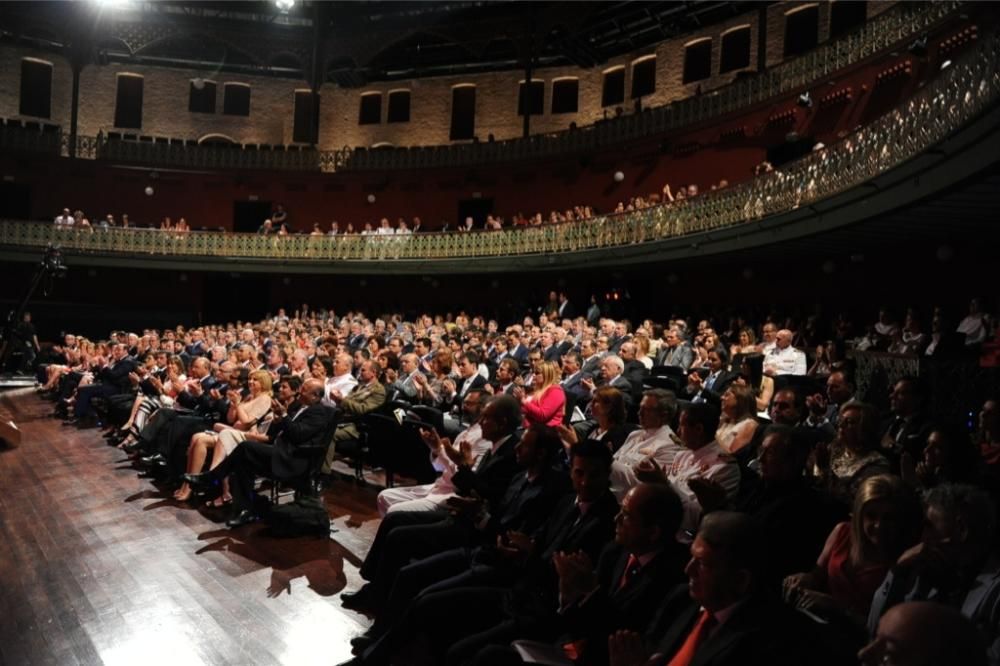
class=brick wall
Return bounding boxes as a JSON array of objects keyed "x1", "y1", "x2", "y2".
[{"x1": 0, "y1": 2, "x2": 895, "y2": 150}]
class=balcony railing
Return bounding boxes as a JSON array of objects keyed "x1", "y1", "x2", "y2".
[
  {"x1": 2, "y1": 31, "x2": 997, "y2": 264},
  {"x1": 0, "y1": 1, "x2": 962, "y2": 174},
  {"x1": 342, "y1": 1, "x2": 962, "y2": 171}
]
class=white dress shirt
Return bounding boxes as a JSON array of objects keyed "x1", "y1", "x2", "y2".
[
  {"x1": 668, "y1": 441, "x2": 740, "y2": 540},
  {"x1": 763, "y1": 345, "x2": 807, "y2": 376},
  {"x1": 610, "y1": 425, "x2": 683, "y2": 501}
]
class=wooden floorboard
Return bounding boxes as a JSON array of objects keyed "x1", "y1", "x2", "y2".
[{"x1": 0, "y1": 389, "x2": 383, "y2": 666}]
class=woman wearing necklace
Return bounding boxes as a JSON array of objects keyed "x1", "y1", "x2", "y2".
[{"x1": 813, "y1": 402, "x2": 890, "y2": 507}]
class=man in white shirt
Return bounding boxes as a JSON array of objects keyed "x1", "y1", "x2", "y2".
[
  {"x1": 664, "y1": 403, "x2": 740, "y2": 541},
  {"x1": 610, "y1": 389, "x2": 682, "y2": 500},
  {"x1": 376, "y1": 389, "x2": 491, "y2": 515},
  {"x1": 54, "y1": 208, "x2": 73, "y2": 225},
  {"x1": 762, "y1": 329, "x2": 807, "y2": 376},
  {"x1": 324, "y1": 352, "x2": 358, "y2": 407}
]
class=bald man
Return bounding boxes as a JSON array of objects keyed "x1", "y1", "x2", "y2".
[
  {"x1": 762, "y1": 329, "x2": 807, "y2": 376},
  {"x1": 859, "y1": 601, "x2": 987, "y2": 666}
]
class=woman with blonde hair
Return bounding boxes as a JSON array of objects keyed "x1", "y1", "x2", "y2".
[
  {"x1": 515, "y1": 360, "x2": 566, "y2": 427},
  {"x1": 716, "y1": 383, "x2": 759, "y2": 454},
  {"x1": 174, "y1": 369, "x2": 274, "y2": 503},
  {"x1": 784, "y1": 474, "x2": 920, "y2": 619}
]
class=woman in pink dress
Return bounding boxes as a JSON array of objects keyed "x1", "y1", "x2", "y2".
[{"x1": 515, "y1": 360, "x2": 565, "y2": 428}]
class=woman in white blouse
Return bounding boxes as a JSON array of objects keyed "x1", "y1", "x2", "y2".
[{"x1": 716, "y1": 383, "x2": 759, "y2": 454}]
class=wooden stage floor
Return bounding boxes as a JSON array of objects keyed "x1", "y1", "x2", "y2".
[{"x1": 0, "y1": 389, "x2": 382, "y2": 666}]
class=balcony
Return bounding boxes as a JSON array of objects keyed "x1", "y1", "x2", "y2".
[{"x1": 1, "y1": 28, "x2": 997, "y2": 274}]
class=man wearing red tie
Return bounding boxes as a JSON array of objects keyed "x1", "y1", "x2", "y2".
[{"x1": 609, "y1": 512, "x2": 823, "y2": 666}]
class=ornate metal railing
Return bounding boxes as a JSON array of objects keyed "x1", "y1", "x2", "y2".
[
  {"x1": 0, "y1": 1, "x2": 962, "y2": 173},
  {"x1": 342, "y1": 1, "x2": 963, "y2": 171},
  {"x1": 1, "y1": 31, "x2": 997, "y2": 263}
]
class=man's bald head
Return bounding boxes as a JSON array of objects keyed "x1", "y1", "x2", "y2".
[{"x1": 859, "y1": 601, "x2": 986, "y2": 666}]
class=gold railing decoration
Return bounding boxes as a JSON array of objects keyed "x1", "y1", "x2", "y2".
[{"x1": 1, "y1": 31, "x2": 997, "y2": 263}]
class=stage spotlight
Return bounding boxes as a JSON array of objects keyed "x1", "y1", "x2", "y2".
[
  {"x1": 797, "y1": 92, "x2": 813, "y2": 108},
  {"x1": 613, "y1": 171, "x2": 624, "y2": 182},
  {"x1": 275, "y1": 0, "x2": 295, "y2": 12},
  {"x1": 366, "y1": 194, "x2": 376, "y2": 204},
  {"x1": 144, "y1": 186, "x2": 154, "y2": 196}
]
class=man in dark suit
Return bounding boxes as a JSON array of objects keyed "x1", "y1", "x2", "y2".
[
  {"x1": 560, "y1": 352, "x2": 590, "y2": 403},
  {"x1": 579, "y1": 339, "x2": 603, "y2": 378},
  {"x1": 184, "y1": 378, "x2": 336, "y2": 527},
  {"x1": 685, "y1": 349, "x2": 737, "y2": 406},
  {"x1": 609, "y1": 511, "x2": 816, "y2": 666},
  {"x1": 508, "y1": 331, "x2": 529, "y2": 365},
  {"x1": 557, "y1": 292, "x2": 575, "y2": 320},
  {"x1": 70, "y1": 343, "x2": 137, "y2": 425},
  {"x1": 339, "y1": 395, "x2": 523, "y2": 612},
  {"x1": 880, "y1": 377, "x2": 932, "y2": 464}
]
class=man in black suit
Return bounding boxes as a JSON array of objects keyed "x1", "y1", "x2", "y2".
[
  {"x1": 609, "y1": 512, "x2": 816, "y2": 666},
  {"x1": 507, "y1": 331, "x2": 529, "y2": 365},
  {"x1": 880, "y1": 376, "x2": 932, "y2": 464},
  {"x1": 184, "y1": 378, "x2": 336, "y2": 527},
  {"x1": 70, "y1": 343, "x2": 137, "y2": 425},
  {"x1": 579, "y1": 339, "x2": 603, "y2": 378},
  {"x1": 560, "y1": 352, "x2": 590, "y2": 403},
  {"x1": 340, "y1": 395, "x2": 523, "y2": 611},
  {"x1": 685, "y1": 349, "x2": 737, "y2": 406}
]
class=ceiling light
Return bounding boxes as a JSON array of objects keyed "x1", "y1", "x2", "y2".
[{"x1": 275, "y1": 0, "x2": 295, "y2": 12}]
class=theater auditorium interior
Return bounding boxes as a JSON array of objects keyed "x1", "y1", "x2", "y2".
[{"x1": 1, "y1": 0, "x2": 999, "y2": 664}]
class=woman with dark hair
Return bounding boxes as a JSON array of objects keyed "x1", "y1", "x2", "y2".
[
  {"x1": 784, "y1": 474, "x2": 921, "y2": 620},
  {"x1": 555, "y1": 386, "x2": 631, "y2": 455},
  {"x1": 813, "y1": 402, "x2": 890, "y2": 506},
  {"x1": 737, "y1": 353, "x2": 774, "y2": 414},
  {"x1": 901, "y1": 422, "x2": 981, "y2": 492},
  {"x1": 716, "y1": 384, "x2": 759, "y2": 454}
]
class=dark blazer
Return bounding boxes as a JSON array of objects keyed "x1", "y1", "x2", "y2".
[
  {"x1": 271, "y1": 403, "x2": 338, "y2": 479},
  {"x1": 560, "y1": 371, "x2": 589, "y2": 403},
  {"x1": 510, "y1": 344, "x2": 529, "y2": 364},
  {"x1": 580, "y1": 355, "x2": 603, "y2": 378},
  {"x1": 175, "y1": 375, "x2": 224, "y2": 415},
  {"x1": 557, "y1": 300, "x2": 575, "y2": 320},
  {"x1": 97, "y1": 358, "x2": 138, "y2": 393},
  {"x1": 454, "y1": 373, "x2": 487, "y2": 404},
  {"x1": 648, "y1": 592, "x2": 819, "y2": 666},
  {"x1": 689, "y1": 369, "x2": 739, "y2": 406},
  {"x1": 452, "y1": 434, "x2": 521, "y2": 509},
  {"x1": 507, "y1": 491, "x2": 620, "y2": 621},
  {"x1": 490, "y1": 466, "x2": 572, "y2": 538},
  {"x1": 542, "y1": 346, "x2": 563, "y2": 363},
  {"x1": 559, "y1": 542, "x2": 690, "y2": 665}
]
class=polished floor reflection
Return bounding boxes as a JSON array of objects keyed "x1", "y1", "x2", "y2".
[{"x1": 0, "y1": 389, "x2": 381, "y2": 665}]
